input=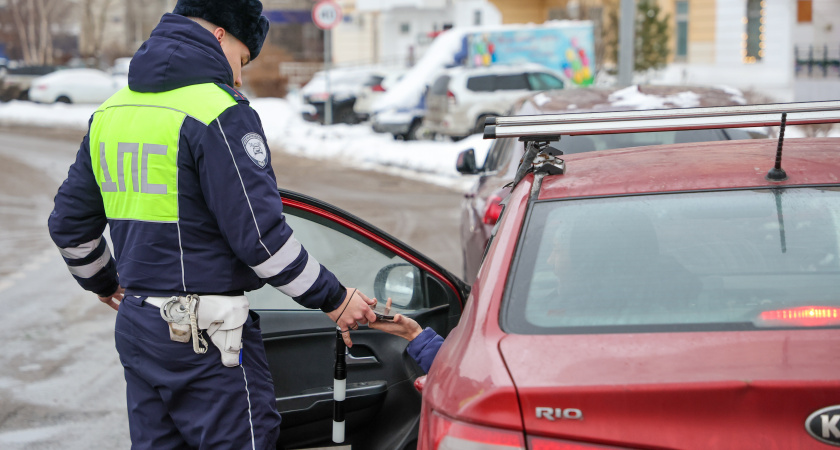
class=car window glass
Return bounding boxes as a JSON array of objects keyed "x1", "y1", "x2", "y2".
[
  {"x1": 538, "y1": 73, "x2": 564, "y2": 89},
  {"x1": 466, "y1": 75, "x2": 495, "y2": 92},
  {"x1": 484, "y1": 137, "x2": 515, "y2": 172},
  {"x1": 249, "y1": 209, "x2": 426, "y2": 315},
  {"x1": 363, "y1": 75, "x2": 385, "y2": 87},
  {"x1": 431, "y1": 75, "x2": 451, "y2": 95},
  {"x1": 557, "y1": 130, "x2": 727, "y2": 154},
  {"x1": 723, "y1": 128, "x2": 767, "y2": 140},
  {"x1": 495, "y1": 74, "x2": 529, "y2": 90},
  {"x1": 528, "y1": 73, "x2": 565, "y2": 90},
  {"x1": 504, "y1": 188, "x2": 840, "y2": 333}
]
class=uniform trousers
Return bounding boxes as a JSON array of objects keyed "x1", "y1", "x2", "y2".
[{"x1": 115, "y1": 295, "x2": 282, "y2": 449}]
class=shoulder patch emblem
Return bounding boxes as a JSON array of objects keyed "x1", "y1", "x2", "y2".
[
  {"x1": 216, "y1": 83, "x2": 249, "y2": 104},
  {"x1": 241, "y1": 133, "x2": 268, "y2": 168}
]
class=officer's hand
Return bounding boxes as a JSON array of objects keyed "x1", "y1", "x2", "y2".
[
  {"x1": 98, "y1": 285, "x2": 125, "y2": 312},
  {"x1": 326, "y1": 287, "x2": 377, "y2": 347},
  {"x1": 369, "y1": 312, "x2": 423, "y2": 342}
]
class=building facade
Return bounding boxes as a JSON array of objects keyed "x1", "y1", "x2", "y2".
[{"x1": 331, "y1": 0, "x2": 502, "y2": 68}]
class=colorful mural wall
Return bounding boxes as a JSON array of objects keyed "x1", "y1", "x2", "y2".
[{"x1": 466, "y1": 23, "x2": 596, "y2": 86}]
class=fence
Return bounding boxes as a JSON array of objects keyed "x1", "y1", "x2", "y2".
[{"x1": 795, "y1": 45, "x2": 840, "y2": 78}]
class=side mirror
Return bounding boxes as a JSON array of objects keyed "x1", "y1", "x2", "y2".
[
  {"x1": 455, "y1": 148, "x2": 479, "y2": 175},
  {"x1": 373, "y1": 263, "x2": 421, "y2": 309}
]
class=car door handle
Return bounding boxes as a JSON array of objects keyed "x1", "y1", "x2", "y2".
[{"x1": 346, "y1": 351, "x2": 378, "y2": 366}]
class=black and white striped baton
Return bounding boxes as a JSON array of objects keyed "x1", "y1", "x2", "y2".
[{"x1": 333, "y1": 326, "x2": 346, "y2": 443}]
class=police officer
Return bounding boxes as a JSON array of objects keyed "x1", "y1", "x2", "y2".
[{"x1": 47, "y1": 0, "x2": 376, "y2": 448}]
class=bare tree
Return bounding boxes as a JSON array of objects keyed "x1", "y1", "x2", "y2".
[
  {"x1": 6, "y1": 0, "x2": 70, "y2": 65},
  {"x1": 79, "y1": 0, "x2": 117, "y2": 62}
]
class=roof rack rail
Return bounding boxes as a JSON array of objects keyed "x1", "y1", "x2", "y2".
[{"x1": 483, "y1": 100, "x2": 840, "y2": 140}]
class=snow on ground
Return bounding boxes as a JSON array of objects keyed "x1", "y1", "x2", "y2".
[
  {"x1": 0, "y1": 100, "x2": 97, "y2": 130},
  {"x1": 0, "y1": 90, "x2": 837, "y2": 194},
  {"x1": 254, "y1": 96, "x2": 490, "y2": 191},
  {"x1": 0, "y1": 97, "x2": 491, "y2": 192}
]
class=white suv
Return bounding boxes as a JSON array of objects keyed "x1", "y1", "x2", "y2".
[{"x1": 424, "y1": 64, "x2": 566, "y2": 139}]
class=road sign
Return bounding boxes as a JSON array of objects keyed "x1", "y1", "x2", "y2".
[{"x1": 312, "y1": 0, "x2": 342, "y2": 30}]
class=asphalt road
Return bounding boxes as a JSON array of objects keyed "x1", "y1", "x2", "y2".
[{"x1": 0, "y1": 127, "x2": 463, "y2": 449}]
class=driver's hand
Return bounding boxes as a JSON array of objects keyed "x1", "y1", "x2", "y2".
[{"x1": 369, "y1": 313, "x2": 423, "y2": 342}]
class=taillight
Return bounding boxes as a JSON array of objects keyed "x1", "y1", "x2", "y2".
[
  {"x1": 35, "y1": 84, "x2": 47, "y2": 90},
  {"x1": 529, "y1": 436, "x2": 630, "y2": 449},
  {"x1": 372, "y1": 84, "x2": 386, "y2": 92},
  {"x1": 429, "y1": 410, "x2": 525, "y2": 450},
  {"x1": 447, "y1": 90, "x2": 456, "y2": 105},
  {"x1": 483, "y1": 195, "x2": 503, "y2": 225},
  {"x1": 414, "y1": 375, "x2": 426, "y2": 393},
  {"x1": 756, "y1": 306, "x2": 840, "y2": 327}
]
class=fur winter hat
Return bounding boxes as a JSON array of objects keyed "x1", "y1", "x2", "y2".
[{"x1": 173, "y1": 0, "x2": 270, "y2": 61}]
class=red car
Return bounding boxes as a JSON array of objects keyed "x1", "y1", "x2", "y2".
[
  {"x1": 248, "y1": 103, "x2": 840, "y2": 449},
  {"x1": 421, "y1": 106, "x2": 840, "y2": 448},
  {"x1": 457, "y1": 86, "x2": 766, "y2": 285}
]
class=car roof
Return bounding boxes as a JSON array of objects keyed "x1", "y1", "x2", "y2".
[
  {"x1": 512, "y1": 85, "x2": 747, "y2": 116},
  {"x1": 538, "y1": 137, "x2": 840, "y2": 200},
  {"x1": 38, "y1": 68, "x2": 109, "y2": 80},
  {"x1": 442, "y1": 63, "x2": 558, "y2": 77}
]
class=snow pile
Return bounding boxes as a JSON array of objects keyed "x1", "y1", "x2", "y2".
[
  {"x1": 371, "y1": 29, "x2": 467, "y2": 112},
  {"x1": 253, "y1": 97, "x2": 490, "y2": 190},
  {"x1": 716, "y1": 85, "x2": 748, "y2": 105},
  {"x1": 608, "y1": 85, "x2": 700, "y2": 109},
  {"x1": 0, "y1": 100, "x2": 96, "y2": 129}
]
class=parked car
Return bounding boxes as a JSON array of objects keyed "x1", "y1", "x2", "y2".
[
  {"x1": 111, "y1": 57, "x2": 132, "y2": 76},
  {"x1": 353, "y1": 69, "x2": 405, "y2": 122},
  {"x1": 425, "y1": 63, "x2": 567, "y2": 139},
  {"x1": 457, "y1": 85, "x2": 768, "y2": 284},
  {"x1": 301, "y1": 67, "x2": 390, "y2": 124},
  {"x1": 28, "y1": 68, "x2": 128, "y2": 104},
  {"x1": 0, "y1": 64, "x2": 58, "y2": 101},
  {"x1": 247, "y1": 102, "x2": 840, "y2": 449},
  {"x1": 371, "y1": 103, "x2": 427, "y2": 140},
  {"x1": 423, "y1": 125, "x2": 840, "y2": 449}
]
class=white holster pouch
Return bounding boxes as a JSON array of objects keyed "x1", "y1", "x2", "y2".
[
  {"x1": 197, "y1": 295, "x2": 250, "y2": 367},
  {"x1": 153, "y1": 294, "x2": 250, "y2": 367}
]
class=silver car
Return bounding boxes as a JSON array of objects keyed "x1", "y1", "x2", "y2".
[{"x1": 425, "y1": 64, "x2": 566, "y2": 140}]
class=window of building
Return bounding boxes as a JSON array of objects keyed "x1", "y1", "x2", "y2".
[
  {"x1": 675, "y1": 1, "x2": 689, "y2": 61},
  {"x1": 743, "y1": 0, "x2": 764, "y2": 63},
  {"x1": 797, "y1": 0, "x2": 812, "y2": 23},
  {"x1": 474, "y1": 10, "x2": 482, "y2": 26},
  {"x1": 400, "y1": 23, "x2": 410, "y2": 35}
]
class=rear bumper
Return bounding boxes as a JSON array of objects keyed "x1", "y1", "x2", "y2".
[
  {"x1": 372, "y1": 120, "x2": 411, "y2": 135},
  {"x1": 426, "y1": 113, "x2": 473, "y2": 137}
]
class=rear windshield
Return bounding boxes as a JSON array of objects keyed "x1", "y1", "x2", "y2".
[{"x1": 503, "y1": 188, "x2": 840, "y2": 334}]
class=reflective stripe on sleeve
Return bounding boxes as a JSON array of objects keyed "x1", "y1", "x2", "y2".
[
  {"x1": 275, "y1": 254, "x2": 321, "y2": 298},
  {"x1": 58, "y1": 237, "x2": 102, "y2": 260},
  {"x1": 67, "y1": 245, "x2": 111, "y2": 278},
  {"x1": 250, "y1": 234, "x2": 303, "y2": 279}
]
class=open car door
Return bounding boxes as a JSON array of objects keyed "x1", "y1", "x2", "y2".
[{"x1": 247, "y1": 189, "x2": 469, "y2": 449}]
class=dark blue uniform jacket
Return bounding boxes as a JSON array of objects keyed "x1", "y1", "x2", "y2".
[
  {"x1": 406, "y1": 328, "x2": 444, "y2": 373},
  {"x1": 48, "y1": 14, "x2": 345, "y2": 312}
]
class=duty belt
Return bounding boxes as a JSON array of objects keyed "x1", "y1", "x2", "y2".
[{"x1": 146, "y1": 294, "x2": 250, "y2": 367}]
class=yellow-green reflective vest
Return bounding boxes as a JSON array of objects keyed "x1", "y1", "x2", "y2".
[{"x1": 89, "y1": 83, "x2": 238, "y2": 222}]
